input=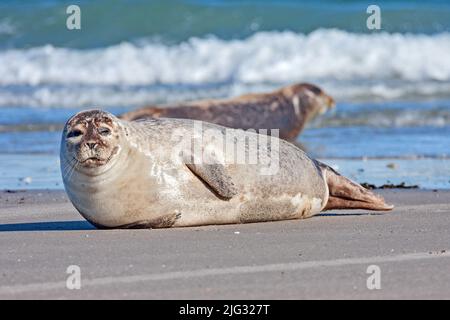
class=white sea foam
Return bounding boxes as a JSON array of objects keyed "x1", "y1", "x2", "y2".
[
  {"x1": 0, "y1": 29, "x2": 449, "y2": 107},
  {"x1": 0, "y1": 19, "x2": 16, "y2": 36}
]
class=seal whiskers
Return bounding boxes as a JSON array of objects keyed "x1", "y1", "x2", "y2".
[{"x1": 61, "y1": 157, "x2": 78, "y2": 182}]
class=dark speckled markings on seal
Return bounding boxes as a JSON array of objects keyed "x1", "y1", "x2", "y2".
[
  {"x1": 119, "y1": 83, "x2": 335, "y2": 141},
  {"x1": 60, "y1": 109, "x2": 393, "y2": 229},
  {"x1": 239, "y1": 199, "x2": 305, "y2": 223}
]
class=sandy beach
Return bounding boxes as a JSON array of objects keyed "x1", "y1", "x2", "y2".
[{"x1": 0, "y1": 188, "x2": 449, "y2": 299}]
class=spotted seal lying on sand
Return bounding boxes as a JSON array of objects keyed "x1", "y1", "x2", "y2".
[
  {"x1": 119, "y1": 83, "x2": 335, "y2": 141},
  {"x1": 60, "y1": 109, "x2": 392, "y2": 229}
]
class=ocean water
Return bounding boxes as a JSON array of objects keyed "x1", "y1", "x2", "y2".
[{"x1": 0, "y1": 0, "x2": 450, "y2": 189}]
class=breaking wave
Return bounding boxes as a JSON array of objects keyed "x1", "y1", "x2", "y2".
[{"x1": 0, "y1": 29, "x2": 450, "y2": 108}]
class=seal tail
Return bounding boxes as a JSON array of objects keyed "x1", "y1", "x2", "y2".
[{"x1": 316, "y1": 161, "x2": 394, "y2": 211}]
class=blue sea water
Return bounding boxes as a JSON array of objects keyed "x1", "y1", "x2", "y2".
[{"x1": 0, "y1": 0, "x2": 449, "y2": 189}]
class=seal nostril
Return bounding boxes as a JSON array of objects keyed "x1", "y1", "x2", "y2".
[{"x1": 86, "y1": 142, "x2": 97, "y2": 150}]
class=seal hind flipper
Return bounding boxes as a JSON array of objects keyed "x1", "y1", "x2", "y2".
[
  {"x1": 186, "y1": 163, "x2": 238, "y2": 200},
  {"x1": 316, "y1": 161, "x2": 394, "y2": 211}
]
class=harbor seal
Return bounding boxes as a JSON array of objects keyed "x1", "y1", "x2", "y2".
[
  {"x1": 119, "y1": 83, "x2": 335, "y2": 141},
  {"x1": 61, "y1": 109, "x2": 392, "y2": 229}
]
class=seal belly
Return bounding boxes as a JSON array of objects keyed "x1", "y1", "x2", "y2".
[{"x1": 171, "y1": 192, "x2": 325, "y2": 228}]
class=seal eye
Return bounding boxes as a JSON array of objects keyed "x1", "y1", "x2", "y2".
[
  {"x1": 67, "y1": 130, "x2": 83, "y2": 139},
  {"x1": 98, "y1": 127, "x2": 111, "y2": 136}
]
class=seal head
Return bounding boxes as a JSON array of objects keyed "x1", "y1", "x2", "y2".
[
  {"x1": 62, "y1": 109, "x2": 122, "y2": 173},
  {"x1": 282, "y1": 83, "x2": 335, "y2": 118}
]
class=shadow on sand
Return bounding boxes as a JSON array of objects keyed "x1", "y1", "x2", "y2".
[
  {"x1": 317, "y1": 212, "x2": 386, "y2": 217},
  {"x1": 0, "y1": 213, "x2": 387, "y2": 232},
  {"x1": 0, "y1": 220, "x2": 96, "y2": 232}
]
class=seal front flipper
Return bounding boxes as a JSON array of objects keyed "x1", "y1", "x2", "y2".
[
  {"x1": 186, "y1": 163, "x2": 238, "y2": 200},
  {"x1": 316, "y1": 161, "x2": 394, "y2": 211}
]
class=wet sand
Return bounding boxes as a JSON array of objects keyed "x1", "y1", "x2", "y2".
[{"x1": 0, "y1": 189, "x2": 449, "y2": 299}]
